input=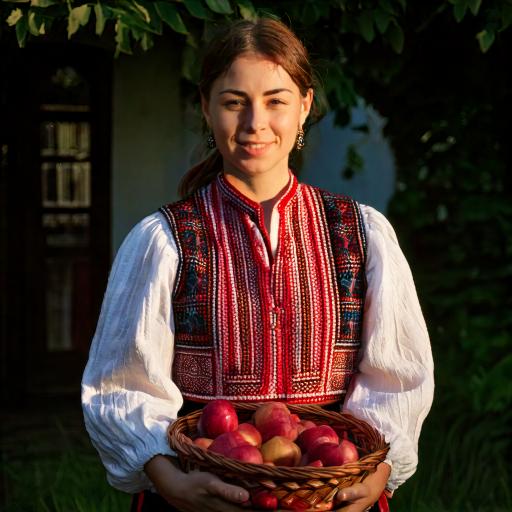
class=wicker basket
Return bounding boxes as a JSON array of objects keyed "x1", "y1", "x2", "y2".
[{"x1": 168, "y1": 403, "x2": 389, "y2": 511}]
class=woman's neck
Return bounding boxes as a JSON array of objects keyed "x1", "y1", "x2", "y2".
[{"x1": 223, "y1": 168, "x2": 291, "y2": 205}]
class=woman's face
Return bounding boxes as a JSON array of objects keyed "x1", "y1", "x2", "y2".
[{"x1": 202, "y1": 52, "x2": 313, "y2": 180}]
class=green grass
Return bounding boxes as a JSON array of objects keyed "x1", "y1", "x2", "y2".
[
  {"x1": 390, "y1": 403, "x2": 512, "y2": 512},
  {"x1": 1, "y1": 412, "x2": 131, "y2": 512},
  {"x1": 2, "y1": 450, "x2": 130, "y2": 512}
]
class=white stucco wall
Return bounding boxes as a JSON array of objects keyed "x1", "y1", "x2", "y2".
[
  {"x1": 111, "y1": 39, "x2": 192, "y2": 251},
  {"x1": 300, "y1": 103, "x2": 395, "y2": 214}
]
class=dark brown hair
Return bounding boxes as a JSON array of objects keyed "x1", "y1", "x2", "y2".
[{"x1": 178, "y1": 17, "x2": 318, "y2": 198}]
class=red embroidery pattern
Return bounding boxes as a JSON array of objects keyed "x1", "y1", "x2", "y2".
[{"x1": 160, "y1": 174, "x2": 366, "y2": 404}]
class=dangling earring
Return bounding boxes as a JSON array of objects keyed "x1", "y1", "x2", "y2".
[
  {"x1": 206, "y1": 132, "x2": 216, "y2": 149},
  {"x1": 295, "y1": 127, "x2": 305, "y2": 150}
]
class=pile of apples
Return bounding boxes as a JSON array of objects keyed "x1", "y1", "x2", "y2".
[{"x1": 192, "y1": 400, "x2": 360, "y2": 469}]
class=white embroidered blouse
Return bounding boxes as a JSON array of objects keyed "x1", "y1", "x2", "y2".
[{"x1": 81, "y1": 202, "x2": 434, "y2": 494}]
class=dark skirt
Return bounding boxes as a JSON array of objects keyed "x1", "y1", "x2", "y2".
[{"x1": 130, "y1": 491, "x2": 176, "y2": 511}]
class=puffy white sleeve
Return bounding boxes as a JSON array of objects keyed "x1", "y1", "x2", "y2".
[
  {"x1": 81, "y1": 212, "x2": 184, "y2": 493},
  {"x1": 343, "y1": 204, "x2": 434, "y2": 492}
]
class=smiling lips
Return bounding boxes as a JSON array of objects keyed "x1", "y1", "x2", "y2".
[{"x1": 238, "y1": 140, "x2": 274, "y2": 157}]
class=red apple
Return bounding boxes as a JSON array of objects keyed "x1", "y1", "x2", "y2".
[
  {"x1": 339, "y1": 439, "x2": 359, "y2": 463},
  {"x1": 296, "y1": 419, "x2": 316, "y2": 435},
  {"x1": 254, "y1": 402, "x2": 291, "y2": 428},
  {"x1": 193, "y1": 437, "x2": 213, "y2": 449},
  {"x1": 261, "y1": 436, "x2": 301, "y2": 467},
  {"x1": 253, "y1": 402, "x2": 298, "y2": 442},
  {"x1": 237, "y1": 422, "x2": 262, "y2": 447},
  {"x1": 251, "y1": 490, "x2": 278, "y2": 510},
  {"x1": 228, "y1": 445, "x2": 264, "y2": 464},
  {"x1": 306, "y1": 442, "x2": 346, "y2": 466},
  {"x1": 296, "y1": 425, "x2": 339, "y2": 452},
  {"x1": 208, "y1": 431, "x2": 248, "y2": 457},
  {"x1": 260, "y1": 417, "x2": 298, "y2": 442},
  {"x1": 197, "y1": 399, "x2": 238, "y2": 439},
  {"x1": 300, "y1": 453, "x2": 323, "y2": 467}
]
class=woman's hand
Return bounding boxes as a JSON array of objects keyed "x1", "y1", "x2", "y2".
[
  {"x1": 144, "y1": 454, "x2": 251, "y2": 511},
  {"x1": 333, "y1": 462, "x2": 391, "y2": 512}
]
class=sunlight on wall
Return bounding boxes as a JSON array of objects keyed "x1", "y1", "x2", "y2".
[{"x1": 300, "y1": 102, "x2": 395, "y2": 214}]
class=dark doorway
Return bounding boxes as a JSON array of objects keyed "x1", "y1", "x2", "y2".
[{"x1": 0, "y1": 38, "x2": 112, "y2": 404}]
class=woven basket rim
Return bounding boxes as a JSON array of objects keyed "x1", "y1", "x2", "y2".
[{"x1": 168, "y1": 402, "x2": 389, "y2": 480}]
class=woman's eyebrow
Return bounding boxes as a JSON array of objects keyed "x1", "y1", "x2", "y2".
[{"x1": 218, "y1": 88, "x2": 293, "y2": 96}]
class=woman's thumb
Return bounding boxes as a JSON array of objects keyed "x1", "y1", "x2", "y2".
[{"x1": 336, "y1": 483, "x2": 367, "y2": 503}]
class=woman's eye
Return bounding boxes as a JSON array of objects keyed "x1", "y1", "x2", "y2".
[
  {"x1": 268, "y1": 98, "x2": 286, "y2": 106},
  {"x1": 224, "y1": 99, "x2": 245, "y2": 108}
]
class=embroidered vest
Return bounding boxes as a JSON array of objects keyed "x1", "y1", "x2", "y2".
[{"x1": 159, "y1": 174, "x2": 367, "y2": 404}]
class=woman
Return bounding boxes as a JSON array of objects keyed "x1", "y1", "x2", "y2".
[{"x1": 82, "y1": 18, "x2": 434, "y2": 512}]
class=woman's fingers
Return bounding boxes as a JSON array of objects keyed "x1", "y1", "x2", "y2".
[{"x1": 203, "y1": 473, "x2": 250, "y2": 504}]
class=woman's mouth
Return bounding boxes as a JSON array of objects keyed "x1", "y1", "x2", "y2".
[{"x1": 238, "y1": 141, "x2": 274, "y2": 156}]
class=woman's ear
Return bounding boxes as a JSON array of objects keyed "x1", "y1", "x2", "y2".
[
  {"x1": 300, "y1": 88, "x2": 314, "y2": 127},
  {"x1": 201, "y1": 94, "x2": 212, "y2": 127}
]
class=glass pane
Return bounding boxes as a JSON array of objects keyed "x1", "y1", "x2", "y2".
[
  {"x1": 41, "y1": 121, "x2": 90, "y2": 159},
  {"x1": 46, "y1": 257, "x2": 73, "y2": 351},
  {"x1": 41, "y1": 161, "x2": 90, "y2": 208},
  {"x1": 41, "y1": 121, "x2": 57, "y2": 156},
  {"x1": 42, "y1": 213, "x2": 90, "y2": 248},
  {"x1": 39, "y1": 66, "x2": 90, "y2": 108}
]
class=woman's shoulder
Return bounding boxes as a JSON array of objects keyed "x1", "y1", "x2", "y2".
[
  {"x1": 119, "y1": 211, "x2": 177, "y2": 255},
  {"x1": 358, "y1": 204, "x2": 399, "y2": 244},
  {"x1": 299, "y1": 183, "x2": 392, "y2": 229},
  {"x1": 300, "y1": 182, "x2": 359, "y2": 204}
]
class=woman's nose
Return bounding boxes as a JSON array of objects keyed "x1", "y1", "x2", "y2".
[{"x1": 243, "y1": 103, "x2": 268, "y2": 132}]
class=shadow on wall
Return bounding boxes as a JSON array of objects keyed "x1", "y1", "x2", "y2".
[{"x1": 300, "y1": 101, "x2": 396, "y2": 214}]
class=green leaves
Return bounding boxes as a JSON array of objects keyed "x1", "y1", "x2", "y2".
[
  {"x1": 342, "y1": 143, "x2": 365, "y2": 180},
  {"x1": 28, "y1": 10, "x2": 46, "y2": 34},
  {"x1": 182, "y1": 42, "x2": 201, "y2": 83},
  {"x1": 358, "y1": 10, "x2": 375, "y2": 43},
  {"x1": 205, "y1": 0, "x2": 233, "y2": 15},
  {"x1": 237, "y1": 0, "x2": 256, "y2": 21},
  {"x1": 6, "y1": 8, "x2": 23, "y2": 26},
  {"x1": 94, "y1": 3, "x2": 106, "y2": 35},
  {"x1": 115, "y1": 19, "x2": 132, "y2": 55},
  {"x1": 453, "y1": 1, "x2": 468, "y2": 23},
  {"x1": 321, "y1": 63, "x2": 358, "y2": 111},
  {"x1": 373, "y1": 9, "x2": 391, "y2": 34},
  {"x1": 183, "y1": 0, "x2": 211, "y2": 20},
  {"x1": 155, "y1": 2, "x2": 187, "y2": 34},
  {"x1": 452, "y1": 0, "x2": 481, "y2": 22},
  {"x1": 1, "y1": 0, "x2": 510, "y2": 59},
  {"x1": 68, "y1": 4, "x2": 91, "y2": 38},
  {"x1": 386, "y1": 21, "x2": 404, "y2": 53},
  {"x1": 31, "y1": 0, "x2": 59, "y2": 6},
  {"x1": 476, "y1": 27, "x2": 495, "y2": 52},
  {"x1": 15, "y1": 11, "x2": 28, "y2": 47},
  {"x1": 468, "y1": 0, "x2": 482, "y2": 16},
  {"x1": 502, "y1": 4, "x2": 512, "y2": 30}
]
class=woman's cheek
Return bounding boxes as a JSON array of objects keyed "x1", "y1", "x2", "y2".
[{"x1": 273, "y1": 109, "x2": 301, "y2": 134}]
